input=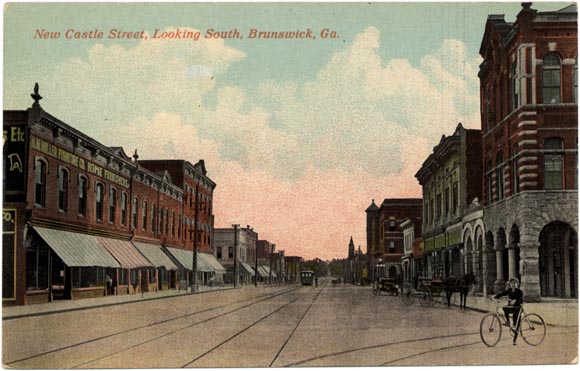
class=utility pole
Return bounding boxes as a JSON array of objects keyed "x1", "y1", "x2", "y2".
[
  {"x1": 254, "y1": 235, "x2": 258, "y2": 287},
  {"x1": 192, "y1": 184, "x2": 199, "y2": 293},
  {"x1": 233, "y1": 224, "x2": 239, "y2": 288},
  {"x1": 268, "y1": 243, "x2": 275, "y2": 284}
]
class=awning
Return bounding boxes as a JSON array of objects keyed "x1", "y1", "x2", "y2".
[
  {"x1": 239, "y1": 262, "x2": 255, "y2": 276},
  {"x1": 257, "y1": 266, "x2": 268, "y2": 277},
  {"x1": 200, "y1": 253, "x2": 226, "y2": 274},
  {"x1": 132, "y1": 242, "x2": 178, "y2": 270},
  {"x1": 34, "y1": 227, "x2": 120, "y2": 268},
  {"x1": 97, "y1": 237, "x2": 153, "y2": 269},
  {"x1": 164, "y1": 247, "x2": 214, "y2": 272}
]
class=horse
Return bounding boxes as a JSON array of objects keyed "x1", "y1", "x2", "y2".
[{"x1": 443, "y1": 272, "x2": 476, "y2": 309}]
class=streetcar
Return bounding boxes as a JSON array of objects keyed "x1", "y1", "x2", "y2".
[{"x1": 300, "y1": 270, "x2": 315, "y2": 285}]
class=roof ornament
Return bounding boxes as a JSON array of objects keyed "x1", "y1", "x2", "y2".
[
  {"x1": 521, "y1": 2, "x2": 532, "y2": 10},
  {"x1": 133, "y1": 149, "x2": 139, "y2": 163},
  {"x1": 31, "y1": 82, "x2": 43, "y2": 104}
]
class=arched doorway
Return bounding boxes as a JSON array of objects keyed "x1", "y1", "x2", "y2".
[
  {"x1": 539, "y1": 222, "x2": 578, "y2": 298},
  {"x1": 476, "y1": 229, "x2": 484, "y2": 294},
  {"x1": 464, "y1": 229, "x2": 473, "y2": 275}
]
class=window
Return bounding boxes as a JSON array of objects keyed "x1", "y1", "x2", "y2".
[
  {"x1": 389, "y1": 220, "x2": 396, "y2": 232},
  {"x1": 512, "y1": 144, "x2": 520, "y2": 194},
  {"x1": 78, "y1": 176, "x2": 87, "y2": 216},
  {"x1": 424, "y1": 201, "x2": 429, "y2": 226},
  {"x1": 575, "y1": 57, "x2": 578, "y2": 103},
  {"x1": 109, "y1": 187, "x2": 116, "y2": 223},
  {"x1": 119, "y1": 269, "x2": 128, "y2": 286},
  {"x1": 177, "y1": 214, "x2": 181, "y2": 238},
  {"x1": 151, "y1": 204, "x2": 156, "y2": 233},
  {"x1": 484, "y1": 89, "x2": 491, "y2": 131},
  {"x1": 496, "y1": 152, "x2": 505, "y2": 201},
  {"x1": 95, "y1": 183, "x2": 104, "y2": 220},
  {"x1": 228, "y1": 246, "x2": 234, "y2": 259},
  {"x1": 452, "y1": 182, "x2": 458, "y2": 214},
  {"x1": 159, "y1": 208, "x2": 163, "y2": 235},
  {"x1": 120, "y1": 192, "x2": 127, "y2": 225},
  {"x1": 436, "y1": 194, "x2": 442, "y2": 219},
  {"x1": 486, "y1": 161, "x2": 492, "y2": 205},
  {"x1": 132, "y1": 197, "x2": 138, "y2": 229},
  {"x1": 57, "y1": 168, "x2": 68, "y2": 211},
  {"x1": 544, "y1": 138, "x2": 564, "y2": 190},
  {"x1": 511, "y1": 62, "x2": 519, "y2": 111},
  {"x1": 542, "y1": 53, "x2": 561, "y2": 104},
  {"x1": 444, "y1": 187, "x2": 450, "y2": 216},
  {"x1": 171, "y1": 212, "x2": 175, "y2": 237},
  {"x1": 142, "y1": 200, "x2": 148, "y2": 231},
  {"x1": 34, "y1": 159, "x2": 47, "y2": 207},
  {"x1": 26, "y1": 243, "x2": 48, "y2": 290},
  {"x1": 389, "y1": 241, "x2": 395, "y2": 253},
  {"x1": 164, "y1": 209, "x2": 169, "y2": 235}
]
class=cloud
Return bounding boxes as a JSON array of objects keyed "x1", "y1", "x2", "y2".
[{"x1": 5, "y1": 26, "x2": 482, "y2": 259}]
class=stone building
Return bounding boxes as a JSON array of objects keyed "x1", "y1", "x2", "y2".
[
  {"x1": 478, "y1": 3, "x2": 578, "y2": 300},
  {"x1": 366, "y1": 198, "x2": 422, "y2": 281},
  {"x1": 415, "y1": 123, "x2": 483, "y2": 280},
  {"x1": 401, "y1": 217, "x2": 423, "y2": 282}
]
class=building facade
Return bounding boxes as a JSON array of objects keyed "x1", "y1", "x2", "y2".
[
  {"x1": 400, "y1": 217, "x2": 423, "y2": 283},
  {"x1": 214, "y1": 225, "x2": 258, "y2": 285},
  {"x1": 478, "y1": 3, "x2": 578, "y2": 300},
  {"x1": 3, "y1": 88, "x2": 221, "y2": 305},
  {"x1": 415, "y1": 123, "x2": 483, "y2": 280},
  {"x1": 366, "y1": 198, "x2": 422, "y2": 281}
]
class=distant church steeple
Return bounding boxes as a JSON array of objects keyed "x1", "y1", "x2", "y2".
[{"x1": 348, "y1": 236, "x2": 355, "y2": 258}]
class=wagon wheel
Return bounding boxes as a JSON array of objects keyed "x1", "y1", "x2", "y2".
[
  {"x1": 401, "y1": 283, "x2": 414, "y2": 306},
  {"x1": 419, "y1": 286, "x2": 432, "y2": 307}
]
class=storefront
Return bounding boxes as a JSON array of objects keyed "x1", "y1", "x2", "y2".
[{"x1": 132, "y1": 241, "x2": 178, "y2": 291}]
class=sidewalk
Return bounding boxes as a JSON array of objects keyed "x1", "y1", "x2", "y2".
[
  {"x1": 460, "y1": 295, "x2": 578, "y2": 328},
  {"x1": 2, "y1": 285, "x2": 237, "y2": 321}
]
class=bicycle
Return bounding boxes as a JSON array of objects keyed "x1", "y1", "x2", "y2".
[{"x1": 479, "y1": 297, "x2": 546, "y2": 347}]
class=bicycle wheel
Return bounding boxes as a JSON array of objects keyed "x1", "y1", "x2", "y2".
[
  {"x1": 520, "y1": 313, "x2": 546, "y2": 346},
  {"x1": 401, "y1": 283, "x2": 414, "y2": 306},
  {"x1": 420, "y1": 286, "x2": 432, "y2": 307},
  {"x1": 480, "y1": 313, "x2": 502, "y2": 347}
]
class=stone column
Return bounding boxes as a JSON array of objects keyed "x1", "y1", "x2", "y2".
[
  {"x1": 519, "y1": 241, "x2": 541, "y2": 302},
  {"x1": 508, "y1": 246, "x2": 517, "y2": 281},
  {"x1": 494, "y1": 248, "x2": 505, "y2": 293}
]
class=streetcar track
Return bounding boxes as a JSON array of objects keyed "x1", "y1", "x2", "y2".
[
  {"x1": 5, "y1": 286, "x2": 300, "y2": 367},
  {"x1": 269, "y1": 284, "x2": 325, "y2": 367},
  {"x1": 283, "y1": 326, "x2": 577, "y2": 367},
  {"x1": 71, "y1": 286, "x2": 307, "y2": 368},
  {"x1": 181, "y1": 285, "x2": 322, "y2": 368},
  {"x1": 381, "y1": 341, "x2": 482, "y2": 365}
]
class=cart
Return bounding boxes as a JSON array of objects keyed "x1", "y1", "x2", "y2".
[
  {"x1": 400, "y1": 277, "x2": 456, "y2": 306},
  {"x1": 372, "y1": 276, "x2": 399, "y2": 296}
]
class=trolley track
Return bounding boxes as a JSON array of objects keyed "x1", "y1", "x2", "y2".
[
  {"x1": 5, "y1": 286, "x2": 301, "y2": 368},
  {"x1": 181, "y1": 284, "x2": 325, "y2": 368}
]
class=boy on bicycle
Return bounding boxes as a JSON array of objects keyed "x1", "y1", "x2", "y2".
[{"x1": 494, "y1": 277, "x2": 523, "y2": 345}]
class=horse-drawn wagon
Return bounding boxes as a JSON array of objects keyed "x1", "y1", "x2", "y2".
[
  {"x1": 372, "y1": 276, "x2": 399, "y2": 296},
  {"x1": 401, "y1": 273, "x2": 475, "y2": 308}
]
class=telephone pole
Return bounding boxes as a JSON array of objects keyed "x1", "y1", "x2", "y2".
[{"x1": 232, "y1": 224, "x2": 239, "y2": 288}]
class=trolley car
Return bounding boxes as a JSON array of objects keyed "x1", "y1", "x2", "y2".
[{"x1": 300, "y1": 270, "x2": 315, "y2": 285}]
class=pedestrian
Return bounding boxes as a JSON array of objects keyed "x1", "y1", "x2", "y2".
[
  {"x1": 105, "y1": 274, "x2": 113, "y2": 295},
  {"x1": 315, "y1": 276, "x2": 318, "y2": 287},
  {"x1": 493, "y1": 277, "x2": 524, "y2": 345}
]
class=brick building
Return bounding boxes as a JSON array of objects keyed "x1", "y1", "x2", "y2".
[
  {"x1": 214, "y1": 225, "x2": 258, "y2": 285},
  {"x1": 415, "y1": 123, "x2": 483, "y2": 280},
  {"x1": 2, "y1": 88, "x2": 222, "y2": 305},
  {"x1": 478, "y1": 3, "x2": 577, "y2": 300},
  {"x1": 365, "y1": 198, "x2": 422, "y2": 281}
]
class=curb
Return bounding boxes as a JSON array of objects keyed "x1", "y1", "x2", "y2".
[{"x1": 2, "y1": 286, "x2": 239, "y2": 321}]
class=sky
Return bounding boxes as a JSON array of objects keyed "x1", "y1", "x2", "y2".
[{"x1": 3, "y1": 1, "x2": 573, "y2": 260}]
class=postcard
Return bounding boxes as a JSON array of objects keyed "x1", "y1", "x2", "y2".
[{"x1": 2, "y1": 1, "x2": 578, "y2": 368}]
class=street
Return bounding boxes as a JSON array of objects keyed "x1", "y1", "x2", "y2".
[{"x1": 2, "y1": 281, "x2": 577, "y2": 368}]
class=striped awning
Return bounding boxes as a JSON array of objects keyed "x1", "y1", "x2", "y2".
[
  {"x1": 96, "y1": 237, "x2": 153, "y2": 269},
  {"x1": 199, "y1": 253, "x2": 226, "y2": 274},
  {"x1": 239, "y1": 262, "x2": 255, "y2": 276},
  {"x1": 34, "y1": 227, "x2": 120, "y2": 268},
  {"x1": 132, "y1": 242, "x2": 178, "y2": 270},
  {"x1": 164, "y1": 247, "x2": 213, "y2": 272}
]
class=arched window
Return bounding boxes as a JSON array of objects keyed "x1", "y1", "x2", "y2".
[
  {"x1": 78, "y1": 176, "x2": 87, "y2": 216},
  {"x1": 171, "y1": 212, "x2": 175, "y2": 237},
  {"x1": 512, "y1": 144, "x2": 519, "y2": 194},
  {"x1": 496, "y1": 152, "x2": 505, "y2": 201},
  {"x1": 34, "y1": 159, "x2": 47, "y2": 207},
  {"x1": 95, "y1": 183, "x2": 104, "y2": 220},
  {"x1": 109, "y1": 187, "x2": 116, "y2": 223},
  {"x1": 142, "y1": 200, "x2": 148, "y2": 231},
  {"x1": 178, "y1": 214, "x2": 182, "y2": 238},
  {"x1": 511, "y1": 62, "x2": 519, "y2": 111},
  {"x1": 542, "y1": 53, "x2": 561, "y2": 104},
  {"x1": 57, "y1": 167, "x2": 69, "y2": 212},
  {"x1": 132, "y1": 196, "x2": 138, "y2": 229},
  {"x1": 574, "y1": 57, "x2": 578, "y2": 103},
  {"x1": 544, "y1": 137, "x2": 564, "y2": 190},
  {"x1": 120, "y1": 192, "x2": 127, "y2": 225},
  {"x1": 151, "y1": 204, "x2": 156, "y2": 233}
]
